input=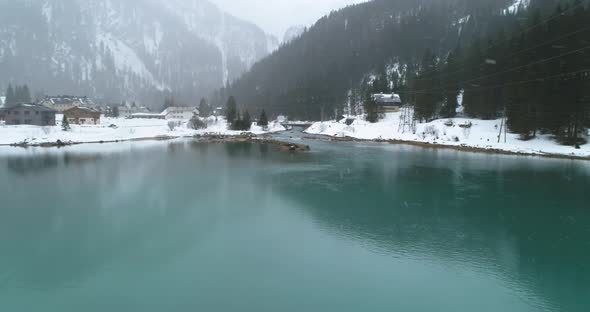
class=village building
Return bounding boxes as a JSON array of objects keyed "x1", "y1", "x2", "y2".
[
  {"x1": 373, "y1": 93, "x2": 402, "y2": 113},
  {"x1": 0, "y1": 104, "x2": 57, "y2": 126},
  {"x1": 40, "y1": 95, "x2": 94, "y2": 112},
  {"x1": 119, "y1": 105, "x2": 150, "y2": 118},
  {"x1": 162, "y1": 107, "x2": 199, "y2": 120},
  {"x1": 213, "y1": 107, "x2": 224, "y2": 117},
  {"x1": 130, "y1": 112, "x2": 166, "y2": 119},
  {"x1": 64, "y1": 107, "x2": 101, "y2": 125}
]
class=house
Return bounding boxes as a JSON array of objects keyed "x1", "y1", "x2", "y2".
[
  {"x1": 213, "y1": 107, "x2": 224, "y2": 116},
  {"x1": 130, "y1": 113, "x2": 165, "y2": 119},
  {"x1": 373, "y1": 93, "x2": 402, "y2": 113},
  {"x1": 0, "y1": 104, "x2": 57, "y2": 126},
  {"x1": 40, "y1": 95, "x2": 93, "y2": 112},
  {"x1": 119, "y1": 105, "x2": 150, "y2": 118},
  {"x1": 64, "y1": 107, "x2": 101, "y2": 125},
  {"x1": 162, "y1": 107, "x2": 198, "y2": 120}
]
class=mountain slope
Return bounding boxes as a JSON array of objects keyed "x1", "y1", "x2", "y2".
[
  {"x1": 0, "y1": 0, "x2": 274, "y2": 107},
  {"x1": 221, "y1": 0, "x2": 528, "y2": 119}
]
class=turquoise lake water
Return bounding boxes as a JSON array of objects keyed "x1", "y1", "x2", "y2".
[{"x1": 0, "y1": 135, "x2": 589, "y2": 311}]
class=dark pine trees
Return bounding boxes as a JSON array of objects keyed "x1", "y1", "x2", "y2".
[
  {"x1": 225, "y1": 96, "x2": 237, "y2": 124},
  {"x1": 258, "y1": 109, "x2": 269, "y2": 128},
  {"x1": 199, "y1": 98, "x2": 210, "y2": 117}
]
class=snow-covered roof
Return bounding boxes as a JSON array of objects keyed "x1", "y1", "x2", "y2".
[
  {"x1": 132, "y1": 112, "x2": 165, "y2": 117},
  {"x1": 65, "y1": 106, "x2": 101, "y2": 114},
  {"x1": 1, "y1": 103, "x2": 57, "y2": 112},
  {"x1": 161, "y1": 106, "x2": 198, "y2": 114},
  {"x1": 373, "y1": 93, "x2": 402, "y2": 104},
  {"x1": 43, "y1": 95, "x2": 90, "y2": 105}
]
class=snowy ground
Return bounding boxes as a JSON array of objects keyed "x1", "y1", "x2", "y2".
[
  {"x1": 0, "y1": 115, "x2": 286, "y2": 146},
  {"x1": 305, "y1": 112, "x2": 590, "y2": 158}
]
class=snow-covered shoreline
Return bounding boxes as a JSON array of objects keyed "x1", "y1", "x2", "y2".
[
  {"x1": 0, "y1": 116, "x2": 286, "y2": 147},
  {"x1": 305, "y1": 113, "x2": 590, "y2": 160}
]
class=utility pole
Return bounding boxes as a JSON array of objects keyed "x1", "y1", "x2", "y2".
[
  {"x1": 399, "y1": 104, "x2": 415, "y2": 134},
  {"x1": 498, "y1": 107, "x2": 507, "y2": 143}
]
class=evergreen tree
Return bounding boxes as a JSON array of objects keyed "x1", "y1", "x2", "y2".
[
  {"x1": 243, "y1": 110, "x2": 252, "y2": 130},
  {"x1": 5, "y1": 84, "x2": 14, "y2": 107},
  {"x1": 62, "y1": 114, "x2": 71, "y2": 131},
  {"x1": 225, "y1": 96, "x2": 237, "y2": 124},
  {"x1": 258, "y1": 109, "x2": 269, "y2": 127},
  {"x1": 199, "y1": 98, "x2": 210, "y2": 117},
  {"x1": 364, "y1": 92, "x2": 379, "y2": 123},
  {"x1": 413, "y1": 49, "x2": 440, "y2": 122},
  {"x1": 21, "y1": 85, "x2": 31, "y2": 103},
  {"x1": 440, "y1": 48, "x2": 462, "y2": 118}
]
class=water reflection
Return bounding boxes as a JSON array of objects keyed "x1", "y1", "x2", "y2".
[
  {"x1": 0, "y1": 140, "x2": 588, "y2": 311},
  {"x1": 0, "y1": 142, "x2": 280, "y2": 293},
  {"x1": 272, "y1": 142, "x2": 590, "y2": 311}
]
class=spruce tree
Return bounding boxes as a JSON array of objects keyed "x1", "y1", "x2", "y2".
[
  {"x1": 14, "y1": 86, "x2": 22, "y2": 104},
  {"x1": 364, "y1": 92, "x2": 379, "y2": 123},
  {"x1": 22, "y1": 85, "x2": 31, "y2": 103},
  {"x1": 243, "y1": 110, "x2": 252, "y2": 130},
  {"x1": 258, "y1": 109, "x2": 269, "y2": 128},
  {"x1": 440, "y1": 48, "x2": 462, "y2": 118},
  {"x1": 62, "y1": 114, "x2": 71, "y2": 131},
  {"x1": 5, "y1": 84, "x2": 14, "y2": 107},
  {"x1": 413, "y1": 49, "x2": 440, "y2": 122},
  {"x1": 199, "y1": 98, "x2": 210, "y2": 117},
  {"x1": 225, "y1": 96, "x2": 237, "y2": 124}
]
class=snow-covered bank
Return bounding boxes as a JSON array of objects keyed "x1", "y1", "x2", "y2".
[
  {"x1": 305, "y1": 112, "x2": 590, "y2": 159},
  {"x1": 0, "y1": 116, "x2": 286, "y2": 146}
]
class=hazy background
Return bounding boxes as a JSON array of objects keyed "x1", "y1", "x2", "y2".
[{"x1": 210, "y1": 0, "x2": 367, "y2": 38}]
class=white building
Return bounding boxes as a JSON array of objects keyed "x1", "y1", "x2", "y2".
[
  {"x1": 130, "y1": 113, "x2": 165, "y2": 120},
  {"x1": 119, "y1": 105, "x2": 150, "y2": 118},
  {"x1": 372, "y1": 93, "x2": 402, "y2": 113},
  {"x1": 40, "y1": 95, "x2": 94, "y2": 112},
  {"x1": 162, "y1": 107, "x2": 198, "y2": 120}
]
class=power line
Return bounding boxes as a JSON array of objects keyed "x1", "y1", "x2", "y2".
[
  {"x1": 398, "y1": 68, "x2": 590, "y2": 95},
  {"x1": 415, "y1": 1, "x2": 589, "y2": 78},
  {"x1": 411, "y1": 23, "x2": 590, "y2": 83},
  {"x1": 405, "y1": 44, "x2": 590, "y2": 94}
]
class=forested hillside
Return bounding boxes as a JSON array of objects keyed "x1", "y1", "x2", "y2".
[{"x1": 221, "y1": 0, "x2": 590, "y2": 145}]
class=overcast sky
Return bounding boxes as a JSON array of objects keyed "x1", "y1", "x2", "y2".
[{"x1": 210, "y1": 0, "x2": 367, "y2": 39}]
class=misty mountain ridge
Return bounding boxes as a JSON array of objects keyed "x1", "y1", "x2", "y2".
[{"x1": 0, "y1": 0, "x2": 276, "y2": 107}]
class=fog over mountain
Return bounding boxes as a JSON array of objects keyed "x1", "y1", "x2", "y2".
[
  {"x1": 0, "y1": 0, "x2": 277, "y2": 107},
  {"x1": 210, "y1": 0, "x2": 368, "y2": 38}
]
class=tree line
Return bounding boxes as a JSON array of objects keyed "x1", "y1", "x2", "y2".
[
  {"x1": 3, "y1": 84, "x2": 31, "y2": 107},
  {"x1": 403, "y1": 1, "x2": 590, "y2": 145}
]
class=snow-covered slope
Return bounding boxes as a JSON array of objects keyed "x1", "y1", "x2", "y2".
[
  {"x1": 0, "y1": 116, "x2": 286, "y2": 146},
  {"x1": 305, "y1": 113, "x2": 590, "y2": 158},
  {"x1": 0, "y1": 0, "x2": 273, "y2": 106}
]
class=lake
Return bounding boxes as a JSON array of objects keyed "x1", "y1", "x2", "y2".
[{"x1": 0, "y1": 133, "x2": 589, "y2": 312}]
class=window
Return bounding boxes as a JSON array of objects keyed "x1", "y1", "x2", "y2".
[
  {"x1": 24, "y1": 111, "x2": 30, "y2": 115},
  {"x1": 24, "y1": 119, "x2": 32, "y2": 124}
]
